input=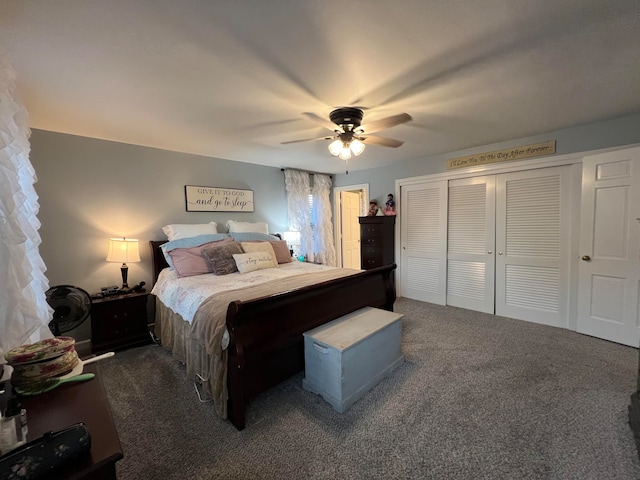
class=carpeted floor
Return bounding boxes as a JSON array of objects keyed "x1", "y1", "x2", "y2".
[{"x1": 98, "y1": 298, "x2": 640, "y2": 479}]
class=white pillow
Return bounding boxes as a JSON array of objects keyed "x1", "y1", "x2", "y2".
[
  {"x1": 233, "y1": 251, "x2": 277, "y2": 274},
  {"x1": 162, "y1": 222, "x2": 218, "y2": 241},
  {"x1": 226, "y1": 220, "x2": 269, "y2": 234}
]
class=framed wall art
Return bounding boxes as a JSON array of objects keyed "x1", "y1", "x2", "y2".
[{"x1": 185, "y1": 185, "x2": 255, "y2": 212}]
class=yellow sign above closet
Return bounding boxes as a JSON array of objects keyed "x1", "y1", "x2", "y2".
[{"x1": 447, "y1": 140, "x2": 556, "y2": 170}]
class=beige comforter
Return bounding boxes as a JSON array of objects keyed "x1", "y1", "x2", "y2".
[{"x1": 160, "y1": 267, "x2": 359, "y2": 417}]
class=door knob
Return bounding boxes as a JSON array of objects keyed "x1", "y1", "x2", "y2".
[
  {"x1": 498, "y1": 252, "x2": 503, "y2": 255},
  {"x1": 581, "y1": 255, "x2": 591, "y2": 261},
  {"x1": 488, "y1": 251, "x2": 492, "y2": 254}
]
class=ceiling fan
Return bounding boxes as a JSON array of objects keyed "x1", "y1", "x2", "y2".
[{"x1": 281, "y1": 107, "x2": 412, "y2": 172}]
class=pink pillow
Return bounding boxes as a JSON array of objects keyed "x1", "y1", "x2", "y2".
[
  {"x1": 268, "y1": 240, "x2": 293, "y2": 264},
  {"x1": 168, "y1": 237, "x2": 233, "y2": 277}
]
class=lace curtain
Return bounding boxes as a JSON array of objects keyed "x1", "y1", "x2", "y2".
[
  {"x1": 0, "y1": 53, "x2": 52, "y2": 360},
  {"x1": 284, "y1": 169, "x2": 336, "y2": 266},
  {"x1": 311, "y1": 173, "x2": 336, "y2": 266},
  {"x1": 284, "y1": 169, "x2": 314, "y2": 261}
]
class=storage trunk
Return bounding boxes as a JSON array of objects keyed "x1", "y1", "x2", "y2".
[{"x1": 303, "y1": 306, "x2": 404, "y2": 413}]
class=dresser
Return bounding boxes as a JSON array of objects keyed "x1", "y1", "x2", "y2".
[
  {"x1": 359, "y1": 215, "x2": 395, "y2": 269},
  {"x1": 19, "y1": 364, "x2": 123, "y2": 479}
]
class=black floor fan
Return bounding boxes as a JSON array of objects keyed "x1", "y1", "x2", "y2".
[{"x1": 45, "y1": 285, "x2": 92, "y2": 336}]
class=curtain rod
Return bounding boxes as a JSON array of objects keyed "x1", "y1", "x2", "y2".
[{"x1": 280, "y1": 168, "x2": 333, "y2": 178}]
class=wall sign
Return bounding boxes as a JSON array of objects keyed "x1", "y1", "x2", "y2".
[
  {"x1": 185, "y1": 185, "x2": 254, "y2": 212},
  {"x1": 447, "y1": 140, "x2": 556, "y2": 170}
]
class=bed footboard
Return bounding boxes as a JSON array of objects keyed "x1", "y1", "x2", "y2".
[{"x1": 225, "y1": 263, "x2": 396, "y2": 430}]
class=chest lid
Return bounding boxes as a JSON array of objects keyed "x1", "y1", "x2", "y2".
[{"x1": 304, "y1": 307, "x2": 403, "y2": 351}]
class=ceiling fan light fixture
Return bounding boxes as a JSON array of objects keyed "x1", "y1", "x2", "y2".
[
  {"x1": 350, "y1": 139, "x2": 365, "y2": 156},
  {"x1": 328, "y1": 139, "x2": 343, "y2": 156},
  {"x1": 338, "y1": 146, "x2": 352, "y2": 160}
]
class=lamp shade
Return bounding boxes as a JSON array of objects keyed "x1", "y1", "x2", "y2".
[
  {"x1": 106, "y1": 238, "x2": 140, "y2": 263},
  {"x1": 350, "y1": 139, "x2": 365, "y2": 156},
  {"x1": 282, "y1": 231, "x2": 301, "y2": 246},
  {"x1": 328, "y1": 139, "x2": 343, "y2": 156}
]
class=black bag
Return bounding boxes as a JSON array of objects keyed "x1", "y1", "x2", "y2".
[{"x1": 0, "y1": 422, "x2": 91, "y2": 480}]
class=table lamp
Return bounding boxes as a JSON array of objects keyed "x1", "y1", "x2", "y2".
[
  {"x1": 283, "y1": 231, "x2": 301, "y2": 258},
  {"x1": 106, "y1": 238, "x2": 140, "y2": 290}
]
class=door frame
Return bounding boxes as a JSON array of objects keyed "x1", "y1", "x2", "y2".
[{"x1": 333, "y1": 183, "x2": 369, "y2": 268}]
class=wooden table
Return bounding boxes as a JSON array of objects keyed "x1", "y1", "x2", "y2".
[{"x1": 20, "y1": 364, "x2": 123, "y2": 479}]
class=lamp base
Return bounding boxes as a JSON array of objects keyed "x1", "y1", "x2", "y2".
[{"x1": 121, "y1": 263, "x2": 129, "y2": 290}]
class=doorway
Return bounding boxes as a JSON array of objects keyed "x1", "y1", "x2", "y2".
[{"x1": 333, "y1": 184, "x2": 368, "y2": 268}]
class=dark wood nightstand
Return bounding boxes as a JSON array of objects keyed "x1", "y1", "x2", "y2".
[{"x1": 91, "y1": 292, "x2": 151, "y2": 354}]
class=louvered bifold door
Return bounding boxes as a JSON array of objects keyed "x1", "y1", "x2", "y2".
[
  {"x1": 400, "y1": 180, "x2": 448, "y2": 304},
  {"x1": 495, "y1": 166, "x2": 572, "y2": 328},
  {"x1": 447, "y1": 176, "x2": 496, "y2": 313}
]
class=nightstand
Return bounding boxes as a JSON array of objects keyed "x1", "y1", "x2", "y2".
[{"x1": 91, "y1": 292, "x2": 151, "y2": 354}]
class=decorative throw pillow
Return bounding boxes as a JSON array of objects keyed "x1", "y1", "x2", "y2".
[
  {"x1": 242, "y1": 240, "x2": 292, "y2": 264},
  {"x1": 201, "y1": 241, "x2": 244, "y2": 275},
  {"x1": 226, "y1": 220, "x2": 269, "y2": 234},
  {"x1": 267, "y1": 240, "x2": 292, "y2": 264},
  {"x1": 232, "y1": 252, "x2": 277, "y2": 274},
  {"x1": 167, "y1": 237, "x2": 233, "y2": 277},
  {"x1": 162, "y1": 222, "x2": 218, "y2": 241},
  {"x1": 160, "y1": 233, "x2": 231, "y2": 268},
  {"x1": 240, "y1": 242, "x2": 279, "y2": 268}
]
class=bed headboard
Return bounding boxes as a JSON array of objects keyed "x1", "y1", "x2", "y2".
[{"x1": 150, "y1": 240, "x2": 169, "y2": 285}]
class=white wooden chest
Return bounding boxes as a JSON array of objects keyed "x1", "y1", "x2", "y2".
[{"x1": 302, "y1": 306, "x2": 404, "y2": 413}]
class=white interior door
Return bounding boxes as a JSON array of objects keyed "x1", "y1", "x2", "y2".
[
  {"x1": 577, "y1": 147, "x2": 640, "y2": 347},
  {"x1": 495, "y1": 166, "x2": 573, "y2": 328},
  {"x1": 400, "y1": 180, "x2": 448, "y2": 304},
  {"x1": 447, "y1": 176, "x2": 496, "y2": 313},
  {"x1": 340, "y1": 191, "x2": 361, "y2": 269}
]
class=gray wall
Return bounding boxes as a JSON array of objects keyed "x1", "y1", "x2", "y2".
[
  {"x1": 335, "y1": 112, "x2": 640, "y2": 204},
  {"x1": 30, "y1": 130, "x2": 288, "y2": 296}
]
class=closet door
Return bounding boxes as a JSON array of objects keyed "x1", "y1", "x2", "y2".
[
  {"x1": 400, "y1": 180, "x2": 447, "y2": 304},
  {"x1": 577, "y1": 148, "x2": 640, "y2": 347},
  {"x1": 447, "y1": 176, "x2": 496, "y2": 313},
  {"x1": 495, "y1": 166, "x2": 572, "y2": 328}
]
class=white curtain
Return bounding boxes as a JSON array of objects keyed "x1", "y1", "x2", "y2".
[
  {"x1": 284, "y1": 169, "x2": 337, "y2": 266},
  {"x1": 0, "y1": 52, "x2": 52, "y2": 361},
  {"x1": 311, "y1": 173, "x2": 336, "y2": 266},
  {"x1": 284, "y1": 169, "x2": 314, "y2": 261}
]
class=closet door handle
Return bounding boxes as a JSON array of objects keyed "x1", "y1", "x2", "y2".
[
  {"x1": 488, "y1": 251, "x2": 492, "y2": 254},
  {"x1": 498, "y1": 252, "x2": 503, "y2": 255},
  {"x1": 581, "y1": 255, "x2": 591, "y2": 261}
]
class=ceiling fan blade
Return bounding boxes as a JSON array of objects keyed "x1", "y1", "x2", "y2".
[
  {"x1": 281, "y1": 135, "x2": 333, "y2": 145},
  {"x1": 358, "y1": 113, "x2": 412, "y2": 134},
  {"x1": 301, "y1": 112, "x2": 343, "y2": 132},
  {"x1": 360, "y1": 135, "x2": 404, "y2": 148}
]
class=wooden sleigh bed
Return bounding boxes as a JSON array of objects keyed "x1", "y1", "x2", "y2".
[{"x1": 150, "y1": 240, "x2": 396, "y2": 430}]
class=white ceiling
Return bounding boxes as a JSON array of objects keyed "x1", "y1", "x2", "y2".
[{"x1": 1, "y1": 1, "x2": 639, "y2": 174}]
